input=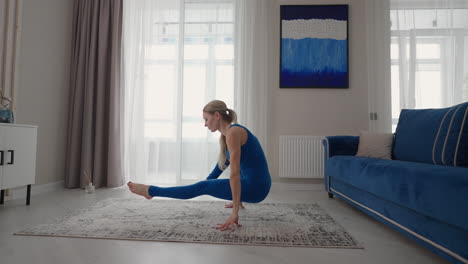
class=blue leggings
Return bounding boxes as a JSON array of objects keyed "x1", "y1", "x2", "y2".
[{"x1": 148, "y1": 178, "x2": 270, "y2": 203}]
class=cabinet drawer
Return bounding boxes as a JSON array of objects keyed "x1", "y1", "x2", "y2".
[{"x1": 0, "y1": 125, "x2": 37, "y2": 189}]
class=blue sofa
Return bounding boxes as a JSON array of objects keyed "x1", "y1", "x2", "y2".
[{"x1": 322, "y1": 102, "x2": 468, "y2": 264}]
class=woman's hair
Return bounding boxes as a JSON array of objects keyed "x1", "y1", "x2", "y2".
[{"x1": 203, "y1": 100, "x2": 238, "y2": 170}]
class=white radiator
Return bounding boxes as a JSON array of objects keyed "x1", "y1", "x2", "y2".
[{"x1": 279, "y1": 135, "x2": 325, "y2": 178}]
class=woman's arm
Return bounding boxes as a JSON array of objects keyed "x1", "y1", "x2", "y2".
[
  {"x1": 226, "y1": 128, "x2": 242, "y2": 215},
  {"x1": 206, "y1": 160, "x2": 230, "y2": 180},
  {"x1": 217, "y1": 127, "x2": 242, "y2": 231}
]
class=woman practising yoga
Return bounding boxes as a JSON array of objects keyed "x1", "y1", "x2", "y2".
[{"x1": 128, "y1": 100, "x2": 271, "y2": 232}]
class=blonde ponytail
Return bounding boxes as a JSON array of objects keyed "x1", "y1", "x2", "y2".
[{"x1": 227, "y1": 108, "x2": 237, "y2": 124}]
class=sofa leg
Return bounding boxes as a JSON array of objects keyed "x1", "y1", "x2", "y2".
[{"x1": 328, "y1": 192, "x2": 334, "y2": 198}]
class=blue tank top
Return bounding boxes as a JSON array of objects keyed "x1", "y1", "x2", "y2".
[
  {"x1": 206, "y1": 124, "x2": 271, "y2": 181},
  {"x1": 226, "y1": 124, "x2": 270, "y2": 174}
]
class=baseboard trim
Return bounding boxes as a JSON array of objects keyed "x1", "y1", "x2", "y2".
[
  {"x1": 10, "y1": 181, "x2": 64, "y2": 200},
  {"x1": 271, "y1": 182, "x2": 323, "y2": 191}
]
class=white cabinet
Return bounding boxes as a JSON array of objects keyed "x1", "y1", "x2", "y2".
[{"x1": 0, "y1": 124, "x2": 38, "y2": 205}]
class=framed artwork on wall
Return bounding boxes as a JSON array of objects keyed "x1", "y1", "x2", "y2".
[{"x1": 280, "y1": 5, "x2": 349, "y2": 88}]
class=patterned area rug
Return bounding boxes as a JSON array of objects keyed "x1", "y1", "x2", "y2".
[{"x1": 15, "y1": 198, "x2": 361, "y2": 248}]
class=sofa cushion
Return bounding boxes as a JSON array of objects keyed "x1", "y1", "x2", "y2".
[
  {"x1": 393, "y1": 102, "x2": 468, "y2": 167},
  {"x1": 355, "y1": 131, "x2": 393, "y2": 160},
  {"x1": 327, "y1": 155, "x2": 468, "y2": 231}
]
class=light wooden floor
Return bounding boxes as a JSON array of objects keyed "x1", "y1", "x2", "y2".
[{"x1": 0, "y1": 184, "x2": 448, "y2": 264}]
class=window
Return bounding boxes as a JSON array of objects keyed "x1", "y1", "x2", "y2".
[
  {"x1": 390, "y1": 8, "x2": 468, "y2": 131},
  {"x1": 124, "y1": 0, "x2": 235, "y2": 184},
  {"x1": 143, "y1": 1, "x2": 234, "y2": 140}
]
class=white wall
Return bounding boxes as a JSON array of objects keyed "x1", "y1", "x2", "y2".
[
  {"x1": 16, "y1": 0, "x2": 74, "y2": 185},
  {"x1": 268, "y1": 0, "x2": 369, "y2": 182}
]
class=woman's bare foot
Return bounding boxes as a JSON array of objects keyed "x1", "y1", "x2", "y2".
[
  {"x1": 225, "y1": 202, "x2": 245, "y2": 209},
  {"x1": 127, "y1": 182, "x2": 152, "y2": 199}
]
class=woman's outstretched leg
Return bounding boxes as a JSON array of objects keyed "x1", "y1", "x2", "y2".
[{"x1": 128, "y1": 179, "x2": 233, "y2": 201}]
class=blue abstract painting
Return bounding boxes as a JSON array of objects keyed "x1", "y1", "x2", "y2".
[{"x1": 280, "y1": 5, "x2": 348, "y2": 88}]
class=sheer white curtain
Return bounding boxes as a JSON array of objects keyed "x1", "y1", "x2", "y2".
[
  {"x1": 366, "y1": 0, "x2": 392, "y2": 133},
  {"x1": 123, "y1": 0, "x2": 235, "y2": 185},
  {"x1": 234, "y1": 0, "x2": 272, "y2": 152},
  {"x1": 390, "y1": 0, "x2": 468, "y2": 131}
]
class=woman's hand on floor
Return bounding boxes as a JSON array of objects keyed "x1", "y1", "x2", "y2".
[{"x1": 216, "y1": 213, "x2": 242, "y2": 232}]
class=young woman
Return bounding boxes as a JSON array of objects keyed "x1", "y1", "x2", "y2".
[{"x1": 128, "y1": 100, "x2": 271, "y2": 231}]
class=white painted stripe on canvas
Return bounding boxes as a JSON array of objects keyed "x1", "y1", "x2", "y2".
[
  {"x1": 282, "y1": 19, "x2": 347, "y2": 40},
  {"x1": 330, "y1": 187, "x2": 468, "y2": 264}
]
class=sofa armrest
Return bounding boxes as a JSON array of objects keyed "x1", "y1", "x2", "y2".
[
  {"x1": 322, "y1": 136, "x2": 359, "y2": 194},
  {"x1": 322, "y1": 136, "x2": 359, "y2": 159}
]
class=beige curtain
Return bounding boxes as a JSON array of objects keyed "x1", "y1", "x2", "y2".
[{"x1": 65, "y1": 0, "x2": 124, "y2": 188}]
